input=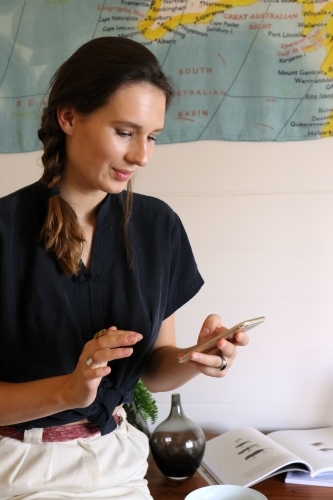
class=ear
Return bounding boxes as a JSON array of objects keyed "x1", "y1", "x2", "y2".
[{"x1": 57, "y1": 106, "x2": 76, "y2": 136}]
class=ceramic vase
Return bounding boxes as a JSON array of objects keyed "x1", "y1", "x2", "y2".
[{"x1": 149, "y1": 393, "x2": 206, "y2": 480}]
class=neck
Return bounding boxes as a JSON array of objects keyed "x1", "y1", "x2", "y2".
[
  {"x1": 59, "y1": 183, "x2": 107, "y2": 270},
  {"x1": 59, "y1": 181, "x2": 108, "y2": 225}
]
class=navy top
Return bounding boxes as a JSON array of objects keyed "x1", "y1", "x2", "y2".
[{"x1": 0, "y1": 181, "x2": 204, "y2": 435}]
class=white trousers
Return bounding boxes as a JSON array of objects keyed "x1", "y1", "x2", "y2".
[{"x1": 0, "y1": 408, "x2": 153, "y2": 500}]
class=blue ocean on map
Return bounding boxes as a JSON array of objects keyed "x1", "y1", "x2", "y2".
[{"x1": 0, "y1": 0, "x2": 332, "y2": 152}]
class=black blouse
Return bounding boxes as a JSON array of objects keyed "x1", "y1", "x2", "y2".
[{"x1": 0, "y1": 181, "x2": 204, "y2": 435}]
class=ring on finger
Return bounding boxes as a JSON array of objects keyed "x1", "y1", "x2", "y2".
[
  {"x1": 216, "y1": 355, "x2": 227, "y2": 371},
  {"x1": 86, "y1": 356, "x2": 102, "y2": 368}
]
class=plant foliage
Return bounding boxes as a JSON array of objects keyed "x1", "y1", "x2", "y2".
[{"x1": 133, "y1": 379, "x2": 158, "y2": 424}]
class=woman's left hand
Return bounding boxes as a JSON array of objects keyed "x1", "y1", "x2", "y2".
[{"x1": 184, "y1": 314, "x2": 249, "y2": 377}]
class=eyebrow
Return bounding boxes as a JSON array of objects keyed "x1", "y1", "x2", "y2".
[{"x1": 113, "y1": 121, "x2": 164, "y2": 133}]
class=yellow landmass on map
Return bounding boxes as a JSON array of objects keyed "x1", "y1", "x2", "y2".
[
  {"x1": 137, "y1": 0, "x2": 259, "y2": 40},
  {"x1": 296, "y1": 0, "x2": 333, "y2": 77},
  {"x1": 321, "y1": 110, "x2": 333, "y2": 137},
  {"x1": 138, "y1": 0, "x2": 333, "y2": 139},
  {"x1": 296, "y1": 0, "x2": 333, "y2": 138}
]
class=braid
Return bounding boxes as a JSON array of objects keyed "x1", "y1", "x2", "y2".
[{"x1": 38, "y1": 109, "x2": 85, "y2": 275}]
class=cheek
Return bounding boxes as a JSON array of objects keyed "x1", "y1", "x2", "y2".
[
  {"x1": 98, "y1": 136, "x2": 122, "y2": 158},
  {"x1": 146, "y1": 142, "x2": 156, "y2": 161},
  {"x1": 71, "y1": 133, "x2": 94, "y2": 158},
  {"x1": 82, "y1": 140, "x2": 113, "y2": 166}
]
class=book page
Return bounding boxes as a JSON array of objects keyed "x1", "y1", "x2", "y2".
[
  {"x1": 202, "y1": 427, "x2": 310, "y2": 487},
  {"x1": 285, "y1": 470, "x2": 333, "y2": 487},
  {"x1": 268, "y1": 427, "x2": 333, "y2": 476}
]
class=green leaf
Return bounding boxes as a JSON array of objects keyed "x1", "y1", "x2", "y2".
[{"x1": 133, "y1": 379, "x2": 158, "y2": 424}]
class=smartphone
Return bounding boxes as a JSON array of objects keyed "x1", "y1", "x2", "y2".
[{"x1": 177, "y1": 316, "x2": 265, "y2": 364}]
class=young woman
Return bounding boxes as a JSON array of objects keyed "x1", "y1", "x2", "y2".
[{"x1": 0, "y1": 37, "x2": 248, "y2": 499}]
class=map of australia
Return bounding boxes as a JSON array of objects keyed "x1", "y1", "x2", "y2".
[{"x1": 0, "y1": 0, "x2": 332, "y2": 152}]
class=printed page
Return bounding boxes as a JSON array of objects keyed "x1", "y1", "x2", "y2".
[
  {"x1": 202, "y1": 427, "x2": 310, "y2": 487},
  {"x1": 268, "y1": 427, "x2": 333, "y2": 476},
  {"x1": 286, "y1": 471, "x2": 333, "y2": 487}
]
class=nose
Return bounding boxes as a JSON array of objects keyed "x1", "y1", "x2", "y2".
[{"x1": 124, "y1": 137, "x2": 149, "y2": 167}]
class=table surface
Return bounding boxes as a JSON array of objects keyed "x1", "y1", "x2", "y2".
[{"x1": 146, "y1": 433, "x2": 332, "y2": 500}]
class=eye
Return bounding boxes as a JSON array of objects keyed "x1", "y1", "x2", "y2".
[
  {"x1": 148, "y1": 135, "x2": 157, "y2": 142},
  {"x1": 116, "y1": 130, "x2": 133, "y2": 138}
]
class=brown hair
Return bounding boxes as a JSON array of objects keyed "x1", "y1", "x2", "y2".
[{"x1": 38, "y1": 37, "x2": 175, "y2": 275}]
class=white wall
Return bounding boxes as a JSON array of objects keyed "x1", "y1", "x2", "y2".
[{"x1": 1, "y1": 138, "x2": 332, "y2": 434}]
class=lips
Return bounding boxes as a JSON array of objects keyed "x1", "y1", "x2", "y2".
[{"x1": 112, "y1": 168, "x2": 133, "y2": 182}]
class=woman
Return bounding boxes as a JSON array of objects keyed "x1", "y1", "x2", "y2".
[{"x1": 0, "y1": 37, "x2": 248, "y2": 499}]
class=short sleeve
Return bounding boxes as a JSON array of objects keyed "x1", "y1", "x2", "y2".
[{"x1": 164, "y1": 213, "x2": 204, "y2": 319}]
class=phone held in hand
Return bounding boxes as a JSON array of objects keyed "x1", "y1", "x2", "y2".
[{"x1": 177, "y1": 316, "x2": 265, "y2": 364}]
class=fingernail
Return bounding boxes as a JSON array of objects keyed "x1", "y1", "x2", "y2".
[{"x1": 127, "y1": 334, "x2": 142, "y2": 343}]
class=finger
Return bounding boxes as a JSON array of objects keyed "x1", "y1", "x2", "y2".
[
  {"x1": 105, "y1": 325, "x2": 117, "y2": 333},
  {"x1": 216, "y1": 338, "x2": 237, "y2": 358},
  {"x1": 88, "y1": 345, "x2": 135, "y2": 367},
  {"x1": 184, "y1": 353, "x2": 229, "y2": 377},
  {"x1": 189, "y1": 351, "x2": 230, "y2": 369},
  {"x1": 199, "y1": 314, "x2": 223, "y2": 337},
  {"x1": 83, "y1": 364, "x2": 111, "y2": 379},
  {"x1": 96, "y1": 332, "x2": 142, "y2": 350},
  {"x1": 82, "y1": 330, "x2": 142, "y2": 369},
  {"x1": 233, "y1": 330, "x2": 249, "y2": 346},
  {"x1": 86, "y1": 356, "x2": 104, "y2": 369}
]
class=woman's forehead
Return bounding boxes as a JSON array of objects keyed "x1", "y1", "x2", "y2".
[{"x1": 103, "y1": 83, "x2": 166, "y2": 127}]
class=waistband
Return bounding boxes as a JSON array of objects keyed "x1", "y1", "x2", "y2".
[{"x1": 0, "y1": 414, "x2": 122, "y2": 442}]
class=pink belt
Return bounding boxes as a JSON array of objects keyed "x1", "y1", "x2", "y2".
[{"x1": 0, "y1": 414, "x2": 122, "y2": 442}]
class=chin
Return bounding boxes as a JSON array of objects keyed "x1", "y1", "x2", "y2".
[{"x1": 104, "y1": 183, "x2": 127, "y2": 195}]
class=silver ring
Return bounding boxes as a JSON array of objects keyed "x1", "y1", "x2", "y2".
[
  {"x1": 86, "y1": 356, "x2": 102, "y2": 368},
  {"x1": 216, "y1": 355, "x2": 227, "y2": 371}
]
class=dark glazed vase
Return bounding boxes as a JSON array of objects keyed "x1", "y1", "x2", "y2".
[{"x1": 149, "y1": 393, "x2": 206, "y2": 480}]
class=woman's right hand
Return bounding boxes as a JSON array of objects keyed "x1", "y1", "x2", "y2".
[
  {"x1": 63, "y1": 326, "x2": 142, "y2": 409},
  {"x1": 0, "y1": 327, "x2": 142, "y2": 426}
]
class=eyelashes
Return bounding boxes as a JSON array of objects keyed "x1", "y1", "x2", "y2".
[
  {"x1": 116, "y1": 130, "x2": 132, "y2": 138},
  {"x1": 116, "y1": 130, "x2": 157, "y2": 142}
]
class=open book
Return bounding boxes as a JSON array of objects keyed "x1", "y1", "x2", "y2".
[
  {"x1": 285, "y1": 470, "x2": 333, "y2": 487},
  {"x1": 198, "y1": 426, "x2": 333, "y2": 488}
]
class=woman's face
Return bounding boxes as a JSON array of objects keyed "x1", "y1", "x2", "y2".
[{"x1": 58, "y1": 82, "x2": 166, "y2": 195}]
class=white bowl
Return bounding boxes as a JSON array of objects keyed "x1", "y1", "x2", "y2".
[{"x1": 185, "y1": 485, "x2": 268, "y2": 500}]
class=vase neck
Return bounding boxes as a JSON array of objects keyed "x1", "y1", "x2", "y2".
[{"x1": 169, "y1": 393, "x2": 184, "y2": 418}]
